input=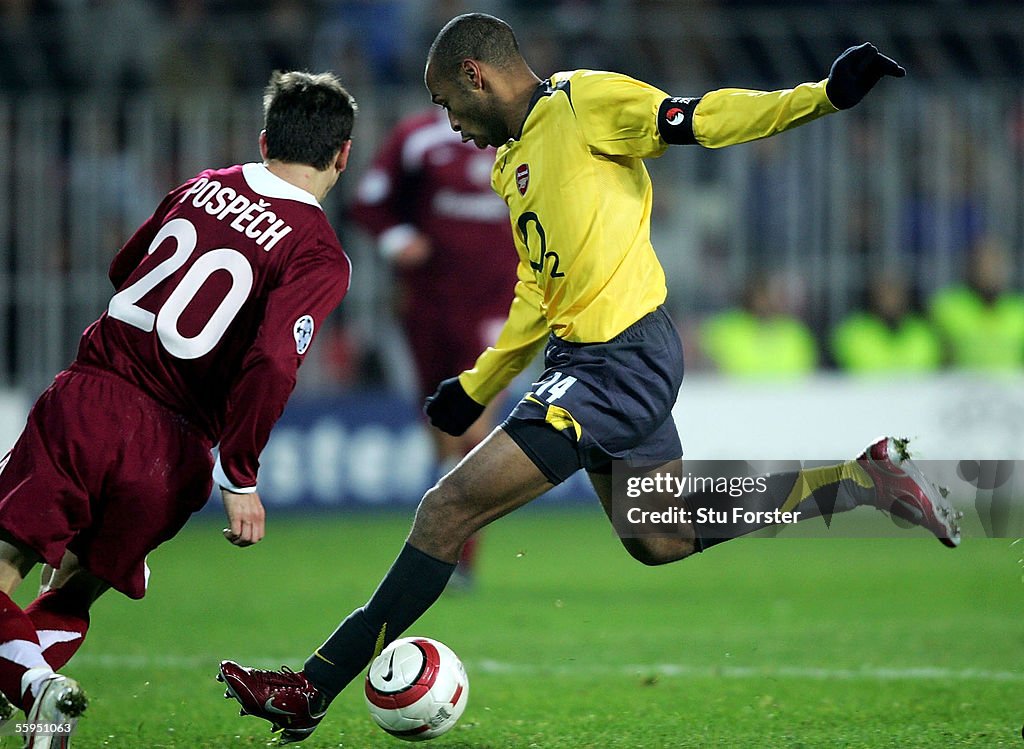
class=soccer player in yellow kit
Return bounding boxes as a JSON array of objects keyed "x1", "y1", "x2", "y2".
[{"x1": 220, "y1": 14, "x2": 960, "y2": 742}]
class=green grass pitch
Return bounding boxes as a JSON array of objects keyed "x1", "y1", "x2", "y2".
[{"x1": 6, "y1": 508, "x2": 1020, "y2": 748}]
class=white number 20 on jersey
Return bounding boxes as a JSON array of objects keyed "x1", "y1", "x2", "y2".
[{"x1": 107, "y1": 218, "x2": 253, "y2": 360}]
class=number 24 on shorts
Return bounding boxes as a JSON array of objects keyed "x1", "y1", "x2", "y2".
[{"x1": 534, "y1": 371, "x2": 577, "y2": 403}]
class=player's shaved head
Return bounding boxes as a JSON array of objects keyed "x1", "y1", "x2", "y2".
[{"x1": 427, "y1": 13, "x2": 522, "y2": 77}]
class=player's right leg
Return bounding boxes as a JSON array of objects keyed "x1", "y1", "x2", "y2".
[
  {"x1": 0, "y1": 377, "x2": 95, "y2": 742},
  {"x1": 0, "y1": 366, "x2": 211, "y2": 745},
  {"x1": 220, "y1": 426, "x2": 553, "y2": 743},
  {"x1": 0, "y1": 536, "x2": 44, "y2": 719},
  {"x1": 3, "y1": 554, "x2": 105, "y2": 749},
  {"x1": 406, "y1": 426, "x2": 553, "y2": 560},
  {"x1": 588, "y1": 459, "x2": 698, "y2": 566},
  {"x1": 0, "y1": 553, "x2": 100, "y2": 733},
  {"x1": 414, "y1": 318, "x2": 509, "y2": 593},
  {"x1": 856, "y1": 436, "x2": 961, "y2": 547},
  {"x1": 594, "y1": 436, "x2": 961, "y2": 555},
  {"x1": 22, "y1": 673, "x2": 87, "y2": 749},
  {"x1": 26, "y1": 552, "x2": 109, "y2": 672}
]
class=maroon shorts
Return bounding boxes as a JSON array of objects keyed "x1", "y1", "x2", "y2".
[{"x1": 0, "y1": 365, "x2": 213, "y2": 599}]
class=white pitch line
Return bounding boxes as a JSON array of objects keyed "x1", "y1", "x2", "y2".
[
  {"x1": 71, "y1": 654, "x2": 1024, "y2": 683},
  {"x1": 475, "y1": 660, "x2": 1024, "y2": 682}
]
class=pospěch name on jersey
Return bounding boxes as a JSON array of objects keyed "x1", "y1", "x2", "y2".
[{"x1": 178, "y1": 177, "x2": 295, "y2": 251}]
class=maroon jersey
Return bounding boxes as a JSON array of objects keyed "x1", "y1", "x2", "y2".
[
  {"x1": 351, "y1": 109, "x2": 516, "y2": 319},
  {"x1": 76, "y1": 163, "x2": 350, "y2": 490}
]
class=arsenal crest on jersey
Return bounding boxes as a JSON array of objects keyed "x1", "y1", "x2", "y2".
[{"x1": 515, "y1": 163, "x2": 530, "y2": 195}]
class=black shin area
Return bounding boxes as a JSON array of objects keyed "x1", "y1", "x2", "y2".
[{"x1": 303, "y1": 543, "x2": 456, "y2": 700}]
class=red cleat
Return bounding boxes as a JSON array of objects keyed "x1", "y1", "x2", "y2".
[
  {"x1": 218, "y1": 661, "x2": 327, "y2": 745},
  {"x1": 858, "y1": 436, "x2": 961, "y2": 548}
]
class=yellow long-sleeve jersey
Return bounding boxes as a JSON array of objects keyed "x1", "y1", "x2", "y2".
[{"x1": 459, "y1": 69, "x2": 838, "y2": 404}]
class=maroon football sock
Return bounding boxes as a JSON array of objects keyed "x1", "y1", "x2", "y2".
[
  {"x1": 0, "y1": 591, "x2": 52, "y2": 711},
  {"x1": 25, "y1": 590, "x2": 90, "y2": 671}
]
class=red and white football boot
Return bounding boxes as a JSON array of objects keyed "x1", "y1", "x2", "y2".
[{"x1": 858, "y1": 436, "x2": 962, "y2": 547}]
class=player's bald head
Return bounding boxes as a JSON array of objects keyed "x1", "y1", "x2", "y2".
[{"x1": 426, "y1": 13, "x2": 522, "y2": 80}]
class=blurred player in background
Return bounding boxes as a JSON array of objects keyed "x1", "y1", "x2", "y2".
[
  {"x1": 0, "y1": 70, "x2": 356, "y2": 746},
  {"x1": 220, "y1": 15, "x2": 960, "y2": 744},
  {"x1": 350, "y1": 107, "x2": 518, "y2": 588}
]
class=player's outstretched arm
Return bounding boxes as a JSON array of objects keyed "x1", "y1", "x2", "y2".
[
  {"x1": 658, "y1": 42, "x2": 905, "y2": 149},
  {"x1": 220, "y1": 488, "x2": 266, "y2": 547}
]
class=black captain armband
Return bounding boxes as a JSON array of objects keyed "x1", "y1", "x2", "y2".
[{"x1": 657, "y1": 96, "x2": 701, "y2": 145}]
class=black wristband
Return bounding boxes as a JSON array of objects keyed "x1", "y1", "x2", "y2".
[{"x1": 657, "y1": 96, "x2": 701, "y2": 145}]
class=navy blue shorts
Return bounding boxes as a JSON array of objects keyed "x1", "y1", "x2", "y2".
[{"x1": 501, "y1": 306, "x2": 684, "y2": 484}]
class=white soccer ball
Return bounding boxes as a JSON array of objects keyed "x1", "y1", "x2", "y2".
[{"x1": 364, "y1": 637, "x2": 469, "y2": 741}]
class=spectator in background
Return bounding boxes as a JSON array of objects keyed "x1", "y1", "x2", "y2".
[
  {"x1": 832, "y1": 273, "x2": 941, "y2": 375},
  {"x1": 700, "y1": 272, "x2": 818, "y2": 378},
  {"x1": 929, "y1": 237, "x2": 1024, "y2": 371},
  {"x1": 350, "y1": 107, "x2": 518, "y2": 588}
]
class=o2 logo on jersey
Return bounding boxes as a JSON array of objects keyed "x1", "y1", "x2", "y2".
[
  {"x1": 515, "y1": 163, "x2": 530, "y2": 195},
  {"x1": 517, "y1": 211, "x2": 564, "y2": 279},
  {"x1": 293, "y1": 315, "x2": 314, "y2": 355}
]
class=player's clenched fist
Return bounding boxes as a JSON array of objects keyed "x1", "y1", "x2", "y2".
[
  {"x1": 826, "y1": 42, "x2": 906, "y2": 110},
  {"x1": 221, "y1": 488, "x2": 266, "y2": 547},
  {"x1": 424, "y1": 376, "x2": 485, "y2": 436}
]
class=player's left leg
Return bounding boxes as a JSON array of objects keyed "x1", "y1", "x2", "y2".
[
  {"x1": 219, "y1": 426, "x2": 554, "y2": 744},
  {"x1": 445, "y1": 397, "x2": 506, "y2": 591},
  {"x1": 2, "y1": 556, "x2": 107, "y2": 748},
  {"x1": 420, "y1": 316, "x2": 511, "y2": 593}
]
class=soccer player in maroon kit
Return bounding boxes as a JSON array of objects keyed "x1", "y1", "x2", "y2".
[
  {"x1": 350, "y1": 107, "x2": 517, "y2": 586},
  {"x1": 0, "y1": 70, "x2": 356, "y2": 746}
]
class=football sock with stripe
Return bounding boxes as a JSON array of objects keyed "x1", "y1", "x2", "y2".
[
  {"x1": 25, "y1": 589, "x2": 90, "y2": 671},
  {"x1": 303, "y1": 542, "x2": 456, "y2": 701},
  {"x1": 685, "y1": 461, "x2": 874, "y2": 551},
  {"x1": 0, "y1": 591, "x2": 54, "y2": 711}
]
